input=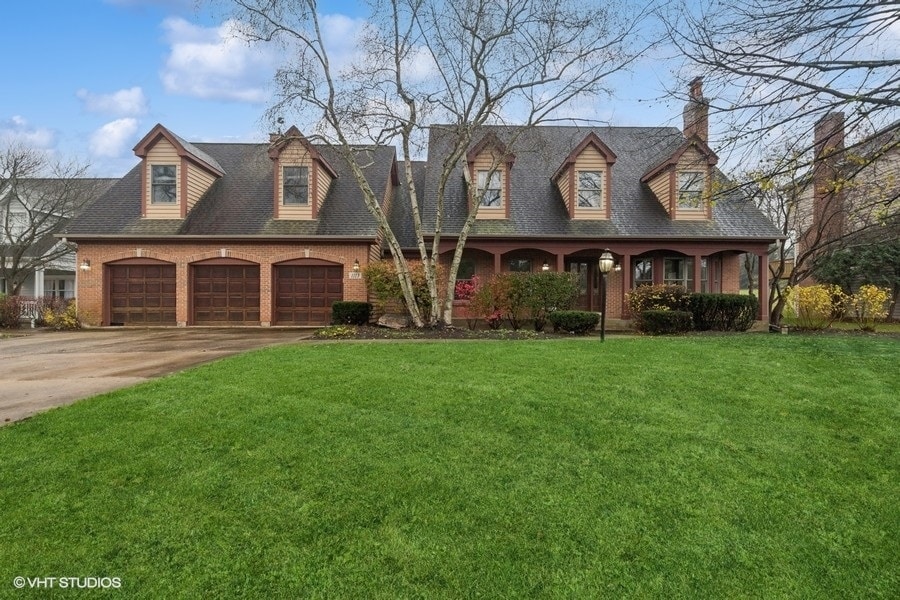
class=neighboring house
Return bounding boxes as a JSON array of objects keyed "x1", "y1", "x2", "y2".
[
  {"x1": 64, "y1": 79, "x2": 780, "y2": 327},
  {"x1": 0, "y1": 178, "x2": 113, "y2": 299},
  {"x1": 795, "y1": 113, "x2": 900, "y2": 317}
]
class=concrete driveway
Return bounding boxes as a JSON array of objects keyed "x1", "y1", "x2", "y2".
[{"x1": 0, "y1": 328, "x2": 313, "y2": 425}]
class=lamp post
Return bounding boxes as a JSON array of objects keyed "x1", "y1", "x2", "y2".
[{"x1": 598, "y1": 249, "x2": 614, "y2": 341}]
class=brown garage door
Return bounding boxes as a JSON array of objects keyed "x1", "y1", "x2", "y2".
[
  {"x1": 109, "y1": 264, "x2": 177, "y2": 325},
  {"x1": 193, "y1": 264, "x2": 260, "y2": 325},
  {"x1": 274, "y1": 265, "x2": 343, "y2": 325}
]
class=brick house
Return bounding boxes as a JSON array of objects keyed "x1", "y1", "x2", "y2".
[{"x1": 64, "y1": 80, "x2": 780, "y2": 326}]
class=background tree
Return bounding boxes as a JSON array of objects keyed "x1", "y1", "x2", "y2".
[
  {"x1": 0, "y1": 143, "x2": 96, "y2": 295},
  {"x1": 228, "y1": 0, "x2": 653, "y2": 326}
]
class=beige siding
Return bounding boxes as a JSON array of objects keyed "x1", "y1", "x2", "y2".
[
  {"x1": 317, "y1": 169, "x2": 332, "y2": 212},
  {"x1": 472, "y1": 151, "x2": 507, "y2": 219},
  {"x1": 557, "y1": 170, "x2": 571, "y2": 214},
  {"x1": 277, "y1": 142, "x2": 314, "y2": 219},
  {"x1": 186, "y1": 162, "x2": 216, "y2": 211},
  {"x1": 674, "y1": 148, "x2": 709, "y2": 220},
  {"x1": 572, "y1": 145, "x2": 609, "y2": 220},
  {"x1": 648, "y1": 171, "x2": 671, "y2": 215},
  {"x1": 145, "y1": 139, "x2": 181, "y2": 219}
]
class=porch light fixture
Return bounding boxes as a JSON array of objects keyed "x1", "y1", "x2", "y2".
[
  {"x1": 352, "y1": 259, "x2": 360, "y2": 272},
  {"x1": 614, "y1": 262, "x2": 622, "y2": 273},
  {"x1": 79, "y1": 259, "x2": 91, "y2": 272},
  {"x1": 598, "y1": 249, "x2": 614, "y2": 342},
  {"x1": 542, "y1": 261, "x2": 550, "y2": 271}
]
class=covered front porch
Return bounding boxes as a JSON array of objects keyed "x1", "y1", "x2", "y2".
[{"x1": 438, "y1": 239, "x2": 771, "y2": 321}]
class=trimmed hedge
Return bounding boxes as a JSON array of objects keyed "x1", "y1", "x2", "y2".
[
  {"x1": 549, "y1": 310, "x2": 600, "y2": 334},
  {"x1": 626, "y1": 284, "x2": 689, "y2": 331},
  {"x1": 641, "y1": 310, "x2": 693, "y2": 335},
  {"x1": 686, "y1": 293, "x2": 758, "y2": 332},
  {"x1": 331, "y1": 301, "x2": 372, "y2": 325}
]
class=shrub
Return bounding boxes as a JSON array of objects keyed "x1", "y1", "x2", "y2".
[
  {"x1": 848, "y1": 284, "x2": 890, "y2": 331},
  {"x1": 626, "y1": 284, "x2": 689, "y2": 331},
  {"x1": 42, "y1": 301, "x2": 81, "y2": 330},
  {"x1": 641, "y1": 310, "x2": 693, "y2": 335},
  {"x1": 453, "y1": 277, "x2": 477, "y2": 301},
  {"x1": 363, "y1": 260, "x2": 443, "y2": 319},
  {"x1": 28, "y1": 296, "x2": 70, "y2": 327},
  {"x1": 524, "y1": 272, "x2": 579, "y2": 332},
  {"x1": 0, "y1": 295, "x2": 25, "y2": 329},
  {"x1": 469, "y1": 277, "x2": 504, "y2": 330},
  {"x1": 784, "y1": 284, "x2": 847, "y2": 330},
  {"x1": 686, "y1": 293, "x2": 758, "y2": 332},
  {"x1": 549, "y1": 310, "x2": 600, "y2": 334},
  {"x1": 331, "y1": 301, "x2": 372, "y2": 325},
  {"x1": 492, "y1": 273, "x2": 529, "y2": 330}
]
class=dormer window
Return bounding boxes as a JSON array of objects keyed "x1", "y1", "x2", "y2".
[
  {"x1": 151, "y1": 165, "x2": 177, "y2": 203},
  {"x1": 677, "y1": 171, "x2": 704, "y2": 208},
  {"x1": 577, "y1": 171, "x2": 604, "y2": 209},
  {"x1": 283, "y1": 166, "x2": 309, "y2": 205},
  {"x1": 476, "y1": 170, "x2": 502, "y2": 207},
  {"x1": 134, "y1": 124, "x2": 225, "y2": 219},
  {"x1": 552, "y1": 132, "x2": 616, "y2": 220}
]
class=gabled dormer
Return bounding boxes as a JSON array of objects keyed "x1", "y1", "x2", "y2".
[
  {"x1": 268, "y1": 126, "x2": 338, "y2": 220},
  {"x1": 641, "y1": 136, "x2": 718, "y2": 220},
  {"x1": 552, "y1": 132, "x2": 617, "y2": 220},
  {"x1": 133, "y1": 124, "x2": 225, "y2": 219},
  {"x1": 466, "y1": 133, "x2": 515, "y2": 219}
]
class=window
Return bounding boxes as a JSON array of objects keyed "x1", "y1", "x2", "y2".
[
  {"x1": 457, "y1": 258, "x2": 475, "y2": 280},
  {"x1": 664, "y1": 257, "x2": 694, "y2": 289},
  {"x1": 677, "y1": 171, "x2": 705, "y2": 208},
  {"x1": 701, "y1": 257, "x2": 708, "y2": 293},
  {"x1": 577, "y1": 171, "x2": 604, "y2": 208},
  {"x1": 633, "y1": 258, "x2": 653, "y2": 287},
  {"x1": 151, "y1": 165, "x2": 177, "y2": 203},
  {"x1": 508, "y1": 258, "x2": 532, "y2": 272},
  {"x1": 476, "y1": 170, "x2": 502, "y2": 207},
  {"x1": 283, "y1": 166, "x2": 309, "y2": 205},
  {"x1": 47, "y1": 279, "x2": 73, "y2": 299}
]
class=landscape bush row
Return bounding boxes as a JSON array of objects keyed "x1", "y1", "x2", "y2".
[{"x1": 626, "y1": 284, "x2": 758, "y2": 335}]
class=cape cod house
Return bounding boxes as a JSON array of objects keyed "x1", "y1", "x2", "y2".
[{"x1": 63, "y1": 79, "x2": 781, "y2": 326}]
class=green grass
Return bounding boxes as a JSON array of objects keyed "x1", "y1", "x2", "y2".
[{"x1": 1, "y1": 336, "x2": 897, "y2": 598}]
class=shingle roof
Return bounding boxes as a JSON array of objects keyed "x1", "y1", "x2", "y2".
[
  {"x1": 64, "y1": 143, "x2": 395, "y2": 238},
  {"x1": 410, "y1": 125, "x2": 780, "y2": 243}
]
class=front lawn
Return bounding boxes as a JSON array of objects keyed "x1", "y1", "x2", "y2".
[{"x1": 1, "y1": 335, "x2": 897, "y2": 598}]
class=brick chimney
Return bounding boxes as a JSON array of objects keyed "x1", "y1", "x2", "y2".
[
  {"x1": 683, "y1": 76, "x2": 709, "y2": 142},
  {"x1": 812, "y1": 111, "x2": 846, "y2": 246}
]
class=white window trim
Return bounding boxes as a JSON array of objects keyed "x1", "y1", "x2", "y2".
[
  {"x1": 282, "y1": 165, "x2": 310, "y2": 206},
  {"x1": 150, "y1": 164, "x2": 178, "y2": 204},
  {"x1": 476, "y1": 170, "x2": 503, "y2": 208}
]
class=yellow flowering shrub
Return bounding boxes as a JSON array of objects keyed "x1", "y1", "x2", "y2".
[
  {"x1": 42, "y1": 301, "x2": 82, "y2": 330},
  {"x1": 849, "y1": 285, "x2": 890, "y2": 331},
  {"x1": 784, "y1": 284, "x2": 846, "y2": 330}
]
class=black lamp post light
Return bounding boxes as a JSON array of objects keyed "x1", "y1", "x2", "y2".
[{"x1": 598, "y1": 249, "x2": 614, "y2": 341}]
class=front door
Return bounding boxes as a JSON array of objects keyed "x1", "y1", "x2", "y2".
[{"x1": 566, "y1": 260, "x2": 599, "y2": 311}]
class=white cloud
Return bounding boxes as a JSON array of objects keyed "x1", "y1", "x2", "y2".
[
  {"x1": 0, "y1": 116, "x2": 57, "y2": 149},
  {"x1": 160, "y1": 17, "x2": 277, "y2": 103},
  {"x1": 89, "y1": 118, "x2": 140, "y2": 158},
  {"x1": 76, "y1": 87, "x2": 148, "y2": 117}
]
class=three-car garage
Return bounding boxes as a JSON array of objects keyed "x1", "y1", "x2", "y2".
[{"x1": 104, "y1": 258, "x2": 346, "y2": 326}]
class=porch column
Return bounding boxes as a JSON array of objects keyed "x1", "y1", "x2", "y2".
[
  {"x1": 556, "y1": 253, "x2": 565, "y2": 272},
  {"x1": 653, "y1": 255, "x2": 664, "y2": 285},
  {"x1": 493, "y1": 252, "x2": 502, "y2": 274},
  {"x1": 621, "y1": 254, "x2": 631, "y2": 317},
  {"x1": 757, "y1": 252, "x2": 769, "y2": 322},
  {"x1": 35, "y1": 268, "x2": 45, "y2": 297},
  {"x1": 693, "y1": 255, "x2": 702, "y2": 293}
]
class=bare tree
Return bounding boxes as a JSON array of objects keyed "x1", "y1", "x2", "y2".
[
  {"x1": 228, "y1": 0, "x2": 652, "y2": 326},
  {"x1": 0, "y1": 144, "x2": 96, "y2": 295},
  {"x1": 661, "y1": 0, "x2": 900, "y2": 168}
]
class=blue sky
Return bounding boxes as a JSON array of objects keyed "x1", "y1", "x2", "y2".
[{"x1": 1, "y1": 0, "x2": 683, "y2": 177}]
